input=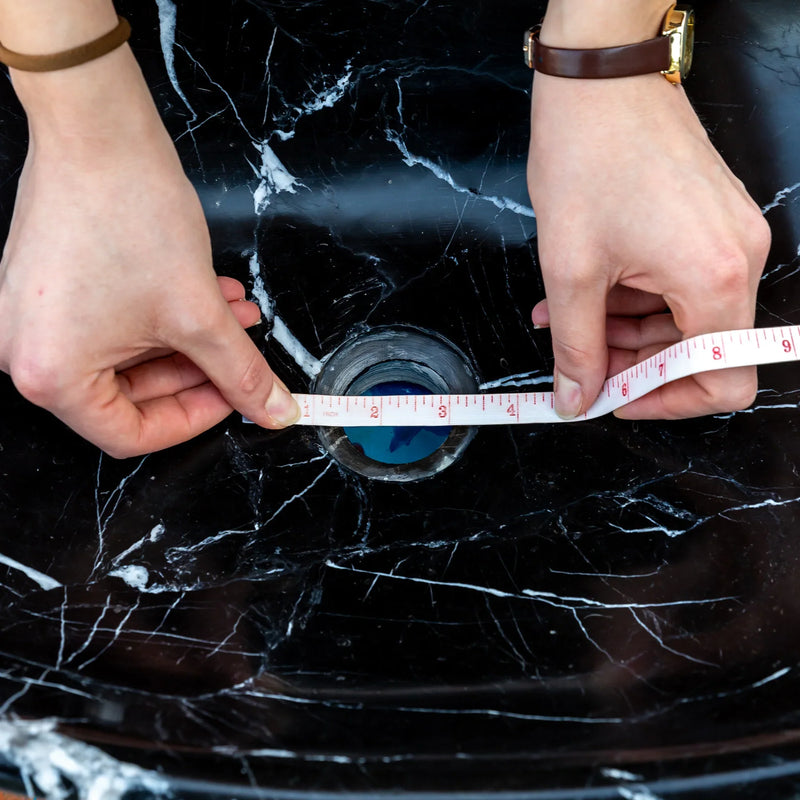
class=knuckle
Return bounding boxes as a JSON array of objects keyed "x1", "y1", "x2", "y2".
[
  {"x1": 552, "y1": 337, "x2": 604, "y2": 378},
  {"x1": 703, "y1": 373, "x2": 758, "y2": 415},
  {"x1": 165, "y1": 291, "x2": 229, "y2": 344},
  {"x1": 726, "y1": 374, "x2": 759, "y2": 412},
  {"x1": 10, "y1": 354, "x2": 63, "y2": 407},
  {"x1": 703, "y1": 245, "x2": 752, "y2": 299},
  {"x1": 748, "y1": 212, "x2": 772, "y2": 261},
  {"x1": 236, "y1": 349, "x2": 269, "y2": 397},
  {"x1": 102, "y1": 441, "x2": 142, "y2": 460},
  {"x1": 98, "y1": 422, "x2": 151, "y2": 461},
  {"x1": 547, "y1": 262, "x2": 595, "y2": 292},
  {"x1": 170, "y1": 306, "x2": 221, "y2": 344},
  {"x1": 554, "y1": 337, "x2": 593, "y2": 363}
]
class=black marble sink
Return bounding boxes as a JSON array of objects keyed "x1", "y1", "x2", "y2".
[{"x1": 2, "y1": 1, "x2": 800, "y2": 797}]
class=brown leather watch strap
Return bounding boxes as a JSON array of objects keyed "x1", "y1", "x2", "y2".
[
  {"x1": 0, "y1": 16, "x2": 131, "y2": 73},
  {"x1": 525, "y1": 27, "x2": 671, "y2": 79}
]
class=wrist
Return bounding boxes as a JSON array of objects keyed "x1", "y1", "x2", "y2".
[
  {"x1": 12, "y1": 46, "x2": 171, "y2": 166},
  {"x1": 0, "y1": 0, "x2": 167, "y2": 166},
  {"x1": 0, "y1": 0, "x2": 117, "y2": 53},
  {"x1": 540, "y1": 0, "x2": 675, "y2": 48}
]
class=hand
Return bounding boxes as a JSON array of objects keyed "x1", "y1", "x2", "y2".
[
  {"x1": 527, "y1": 72, "x2": 771, "y2": 420},
  {"x1": 0, "y1": 48, "x2": 298, "y2": 458}
]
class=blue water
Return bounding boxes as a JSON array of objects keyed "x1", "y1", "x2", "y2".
[{"x1": 344, "y1": 381, "x2": 451, "y2": 465}]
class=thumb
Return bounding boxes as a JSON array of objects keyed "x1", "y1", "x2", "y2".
[
  {"x1": 171, "y1": 299, "x2": 300, "y2": 429},
  {"x1": 543, "y1": 272, "x2": 609, "y2": 419}
]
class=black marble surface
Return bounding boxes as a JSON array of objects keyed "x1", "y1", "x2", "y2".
[{"x1": 1, "y1": 0, "x2": 800, "y2": 797}]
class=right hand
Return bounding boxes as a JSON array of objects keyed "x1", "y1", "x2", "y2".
[
  {"x1": 528, "y1": 68, "x2": 770, "y2": 421},
  {"x1": 0, "y1": 46, "x2": 299, "y2": 458}
]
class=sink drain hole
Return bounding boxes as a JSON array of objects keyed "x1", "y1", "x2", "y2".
[
  {"x1": 313, "y1": 326, "x2": 479, "y2": 482},
  {"x1": 344, "y1": 380, "x2": 451, "y2": 466}
]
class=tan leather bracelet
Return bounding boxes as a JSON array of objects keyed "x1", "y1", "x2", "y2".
[{"x1": 0, "y1": 16, "x2": 131, "y2": 73}]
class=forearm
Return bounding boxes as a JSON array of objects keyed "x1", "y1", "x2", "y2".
[
  {"x1": 0, "y1": 1, "x2": 170, "y2": 166},
  {"x1": 541, "y1": 0, "x2": 674, "y2": 47}
]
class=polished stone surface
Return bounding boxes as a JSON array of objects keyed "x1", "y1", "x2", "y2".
[{"x1": 1, "y1": 0, "x2": 800, "y2": 797}]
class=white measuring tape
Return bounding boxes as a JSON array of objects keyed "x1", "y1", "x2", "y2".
[{"x1": 293, "y1": 326, "x2": 800, "y2": 427}]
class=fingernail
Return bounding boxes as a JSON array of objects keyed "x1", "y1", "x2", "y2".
[
  {"x1": 554, "y1": 371, "x2": 582, "y2": 420},
  {"x1": 265, "y1": 381, "x2": 300, "y2": 427},
  {"x1": 532, "y1": 322, "x2": 550, "y2": 330}
]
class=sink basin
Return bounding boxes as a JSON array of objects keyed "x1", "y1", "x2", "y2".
[{"x1": 0, "y1": 1, "x2": 799, "y2": 797}]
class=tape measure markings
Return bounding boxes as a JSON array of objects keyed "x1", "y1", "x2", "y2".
[{"x1": 292, "y1": 325, "x2": 800, "y2": 427}]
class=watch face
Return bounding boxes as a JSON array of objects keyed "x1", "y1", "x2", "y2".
[
  {"x1": 682, "y1": 9, "x2": 695, "y2": 78},
  {"x1": 664, "y1": 5, "x2": 695, "y2": 83}
]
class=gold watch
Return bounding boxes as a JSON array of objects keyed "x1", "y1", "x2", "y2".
[{"x1": 662, "y1": 4, "x2": 695, "y2": 83}]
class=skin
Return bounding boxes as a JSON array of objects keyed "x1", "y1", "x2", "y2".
[
  {"x1": 529, "y1": 0, "x2": 771, "y2": 419},
  {"x1": 0, "y1": 0, "x2": 300, "y2": 458},
  {"x1": 0, "y1": 0, "x2": 771, "y2": 457}
]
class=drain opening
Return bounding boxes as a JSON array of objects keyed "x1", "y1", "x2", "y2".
[
  {"x1": 344, "y1": 381, "x2": 451, "y2": 466},
  {"x1": 313, "y1": 326, "x2": 479, "y2": 482}
]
